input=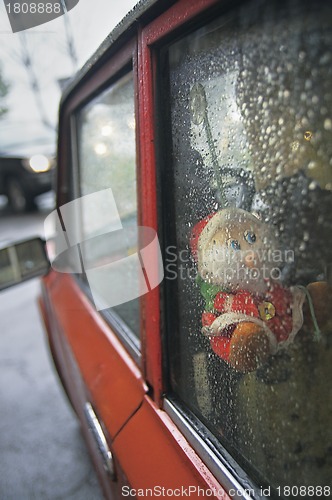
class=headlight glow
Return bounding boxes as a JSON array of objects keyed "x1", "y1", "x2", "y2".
[
  {"x1": 94, "y1": 143, "x2": 107, "y2": 156},
  {"x1": 29, "y1": 154, "x2": 51, "y2": 173}
]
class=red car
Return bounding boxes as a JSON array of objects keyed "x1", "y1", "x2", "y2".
[{"x1": 1, "y1": 0, "x2": 332, "y2": 498}]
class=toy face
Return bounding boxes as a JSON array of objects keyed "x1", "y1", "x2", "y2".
[
  {"x1": 211, "y1": 225, "x2": 260, "y2": 266},
  {"x1": 198, "y1": 209, "x2": 280, "y2": 292}
]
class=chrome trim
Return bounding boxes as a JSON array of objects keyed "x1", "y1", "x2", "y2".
[
  {"x1": 84, "y1": 402, "x2": 115, "y2": 480},
  {"x1": 163, "y1": 399, "x2": 267, "y2": 500},
  {"x1": 101, "y1": 307, "x2": 141, "y2": 365}
]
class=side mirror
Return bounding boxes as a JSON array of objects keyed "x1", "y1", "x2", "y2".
[{"x1": 0, "y1": 237, "x2": 50, "y2": 291}]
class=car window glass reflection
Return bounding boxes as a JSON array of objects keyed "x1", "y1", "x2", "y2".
[{"x1": 77, "y1": 73, "x2": 140, "y2": 338}]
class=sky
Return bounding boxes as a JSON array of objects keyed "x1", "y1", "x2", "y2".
[{"x1": 0, "y1": 0, "x2": 138, "y2": 154}]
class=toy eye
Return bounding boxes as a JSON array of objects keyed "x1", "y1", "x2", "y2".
[
  {"x1": 244, "y1": 231, "x2": 256, "y2": 244},
  {"x1": 228, "y1": 239, "x2": 241, "y2": 250}
]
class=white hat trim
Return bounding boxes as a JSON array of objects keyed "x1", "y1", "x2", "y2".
[{"x1": 202, "y1": 312, "x2": 278, "y2": 354}]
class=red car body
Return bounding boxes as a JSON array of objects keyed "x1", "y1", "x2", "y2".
[
  {"x1": 39, "y1": 1, "x2": 233, "y2": 498},
  {"x1": 37, "y1": 0, "x2": 332, "y2": 498}
]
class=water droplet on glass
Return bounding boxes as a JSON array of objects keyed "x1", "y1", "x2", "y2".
[
  {"x1": 299, "y1": 242, "x2": 306, "y2": 252},
  {"x1": 303, "y1": 231, "x2": 309, "y2": 242},
  {"x1": 324, "y1": 118, "x2": 332, "y2": 130}
]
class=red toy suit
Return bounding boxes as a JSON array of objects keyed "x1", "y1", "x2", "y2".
[{"x1": 201, "y1": 282, "x2": 305, "y2": 365}]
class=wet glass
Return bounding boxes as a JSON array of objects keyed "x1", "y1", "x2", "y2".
[
  {"x1": 77, "y1": 73, "x2": 139, "y2": 337},
  {"x1": 165, "y1": 0, "x2": 332, "y2": 493}
]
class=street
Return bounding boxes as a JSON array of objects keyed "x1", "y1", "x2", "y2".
[{"x1": 0, "y1": 195, "x2": 103, "y2": 500}]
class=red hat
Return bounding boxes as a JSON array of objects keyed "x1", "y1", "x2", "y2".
[{"x1": 190, "y1": 213, "x2": 216, "y2": 261}]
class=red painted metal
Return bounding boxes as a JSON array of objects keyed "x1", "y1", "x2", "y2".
[
  {"x1": 113, "y1": 396, "x2": 231, "y2": 499},
  {"x1": 142, "y1": 0, "x2": 221, "y2": 45},
  {"x1": 137, "y1": 24, "x2": 163, "y2": 402},
  {"x1": 43, "y1": 272, "x2": 147, "y2": 438}
]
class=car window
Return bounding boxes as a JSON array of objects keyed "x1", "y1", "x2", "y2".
[
  {"x1": 163, "y1": 0, "x2": 332, "y2": 494},
  {"x1": 76, "y1": 72, "x2": 140, "y2": 338}
]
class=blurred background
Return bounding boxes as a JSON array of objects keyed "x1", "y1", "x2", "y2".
[{"x1": 0, "y1": 1, "x2": 137, "y2": 498}]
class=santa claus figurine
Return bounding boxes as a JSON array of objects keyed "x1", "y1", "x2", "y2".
[{"x1": 190, "y1": 208, "x2": 307, "y2": 372}]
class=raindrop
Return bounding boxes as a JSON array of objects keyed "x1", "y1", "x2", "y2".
[
  {"x1": 324, "y1": 118, "x2": 332, "y2": 130},
  {"x1": 319, "y1": 52, "x2": 331, "y2": 65},
  {"x1": 305, "y1": 79, "x2": 312, "y2": 90},
  {"x1": 300, "y1": 241, "x2": 307, "y2": 252}
]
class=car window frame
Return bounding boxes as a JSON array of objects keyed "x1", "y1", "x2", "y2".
[{"x1": 56, "y1": 37, "x2": 142, "y2": 366}]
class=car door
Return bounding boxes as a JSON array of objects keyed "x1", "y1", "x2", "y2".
[
  {"x1": 137, "y1": 0, "x2": 332, "y2": 498},
  {"x1": 41, "y1": 24, "x2": 226, "y2": 496}
]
